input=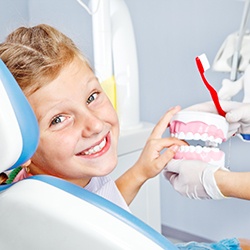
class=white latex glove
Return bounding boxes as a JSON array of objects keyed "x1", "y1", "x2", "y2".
[
  {"x1": 163, "y1": 159, "x2": 228, "y2": 200},
  {"x1": 226, "y1": 103, "x2": 250, "y2": 141},
  {"x1": 184, "y1": 101, "x2": 242, "y2": 139}
]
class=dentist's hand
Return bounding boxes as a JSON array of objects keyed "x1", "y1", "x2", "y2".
[
  {"x1": 163, "y1": 159, "x2": 227, "y2": 200},
  {"x1": 226, "y1": 103, "x2": 250, "y2": 141},
  {"x1": 184, "y1": 101, "x2": 248, "y2": 139}
]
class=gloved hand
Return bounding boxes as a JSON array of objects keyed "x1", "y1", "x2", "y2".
[
  {"x1": 226, "y1": 103, "x2": 250, "y2": 141},
  {"x1": 184, "y1": 101, "x2": 250, "y2": 140},
  {"x1": 163, "y1": 159, "x2": 228, "y2": 200}
]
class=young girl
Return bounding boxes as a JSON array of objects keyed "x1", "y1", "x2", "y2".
[{"x1": 0, "y1": 24, "x2": 245, "y2": 249}]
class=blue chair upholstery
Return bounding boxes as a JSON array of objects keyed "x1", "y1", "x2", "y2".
[
  {"x1": 0, "y1": 59, "x2": 39, "y2": 171},
  {"x1": 0, "y1": 59, "x2": 177, "y2": 249}
]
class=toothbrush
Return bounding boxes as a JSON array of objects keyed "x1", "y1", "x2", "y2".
[{"x1": 195, "y1": 53, "x2": 226, "y2": 117}]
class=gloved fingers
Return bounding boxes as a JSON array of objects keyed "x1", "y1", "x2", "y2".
[
  {"x1": 184, "y1": 101, "x2": 217, "y2": 113},
  {"x1": 186, "y1": 186, "x2": 201, "y2": 200},
  {"x1": 227, "y1": 122, "x2": 241, "y2": 138},
  {"x1": 226, "y1": 103, "x2": 250, "y2": 123},
  {"x1": 218, "y1": 78, "x2": 243, "y2": 101},
  {"x1": 184, "y1": 100, "x2": 242, "y2": 114}
]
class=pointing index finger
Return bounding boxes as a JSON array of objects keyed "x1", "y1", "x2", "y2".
[{"x1": 150, "y1": 106, "x2": 181, "y2": 138}]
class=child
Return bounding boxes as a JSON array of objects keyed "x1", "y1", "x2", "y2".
[
  {"x1": 0, "y1": 24, "x2": 244, "y2": 249},
  {"x1": 0, "y1": 24, "x2": 184, "y2": 211}
]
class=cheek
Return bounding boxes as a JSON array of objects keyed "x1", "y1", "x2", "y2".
[
  {"x1": 35, "y1": 133, "x2": 76, "y2": 161},
  {"x1": 107, "y1": 108, "x2": 120, "y2": 138},
  {"x1": 105, "y1": 104, "x2": 119, "y2": 125}
]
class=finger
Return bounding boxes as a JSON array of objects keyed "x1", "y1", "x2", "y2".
[
  {"x1": 148, "y1": 137, "x2": 187, "y2": 157},
  {"x1": 154, "y1": 145, "x2": 181, "y2": 172},
  {"x1": 227, "y1": 122, "x2": 241, "y2": 138},
  {"x1": 156, "y1": 137, "x2": 187, "y2": 148},
  {"x1": 185, "y1": 101, "x2": 217, "y2": 113},
  {"x1": 150, "y1": 106, "x2": 181, "y2": 139},
  {"x1": 185, "y1": 101, "x2": 241, "y2": 114},
  {"x1": 226, "y1": 105, "x2": 249, "y2": 123}
]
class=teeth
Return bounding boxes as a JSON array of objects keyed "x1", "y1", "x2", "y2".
[
  {"x1": 201, "y1": 133, "x2": 208, "y2": 141},
  {"x1": 196, "y1": 145, "x2": 203, "y2": 153},
  {"x1": 179, "y1": 145, "x2": 220, "y2": 153},
  {"x1": 215, "y1": 138, "x2": 222, "y2": 144},
  {"x1": 193, "y1": 133, "x2": 200, "y2": 140},
  {"x1": 178, "y1": 132, "x2": 186, "y2": 140},
  {"x1": 186, "y1": 132, "x2": 193, "y2": 140},
  {"x1": 208, "y1": 135, "x2": 215, "y2": 141},
  {"x1": 189, "y1": 145, "x2": 195, "y2": 152},
  {"x1": 171, "y1": 132, "x2": 222, "y2": 145},
  {"x1": 82, "y1": 138, "x2": 106, "y2": 155}
]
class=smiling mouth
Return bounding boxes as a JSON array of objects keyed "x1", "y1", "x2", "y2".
[
  {"x1": 77, "y1": 137, "x2": 107, "y2": 156},
  {"x1": 170, "y1": 111, "x2": 229, "y2": 166}
]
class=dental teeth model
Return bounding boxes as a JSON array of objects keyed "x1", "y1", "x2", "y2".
[{"x1": 170, "y1": 111, "x2": 229, "y2": 167}]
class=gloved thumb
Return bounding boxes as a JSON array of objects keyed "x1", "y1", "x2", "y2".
[
  {"x1": 164, "y1": 159, "x2": 182, "y2": 173},
  {"x1": 163, "y1": 159, "x2": 182, "y2": 182},
  {"x1": 163, "y1": 172, "x2": 178, "y2": 183}
]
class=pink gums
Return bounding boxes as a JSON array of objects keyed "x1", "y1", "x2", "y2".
[
  {"x1": 170, "y1": 121, "x2": 226, "y2": 141},
  {"x1": 174, "y1": 150, "x2": 224, "y2": 162}
]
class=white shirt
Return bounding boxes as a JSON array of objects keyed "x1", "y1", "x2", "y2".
[{"x1": 84, "y1": 175, "x2": 130, "y2": 212}]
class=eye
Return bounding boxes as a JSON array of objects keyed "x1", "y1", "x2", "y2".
[
  {"x1": 87, "y1": 92, "x2": 98, "y2": 104},
  {"x1": 51, "y1": 115, "x2": 66, "y2": 126}
]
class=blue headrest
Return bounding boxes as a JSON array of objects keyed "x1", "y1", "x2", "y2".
[{"x1": 0, "y1": 59, "x2": 39, "y2": 171}]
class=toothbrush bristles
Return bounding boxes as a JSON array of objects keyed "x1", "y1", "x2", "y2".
[{"x1": 199, "y1": 53, "x2": 210, "y2": 71}]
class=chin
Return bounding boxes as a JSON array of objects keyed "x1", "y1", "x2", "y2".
[
  {"x1": 170, "y1": 111, "x2": 228, "y2": 167},
  {"x1": 100, "y1": 155, "x2": 118, "y2": 176}
]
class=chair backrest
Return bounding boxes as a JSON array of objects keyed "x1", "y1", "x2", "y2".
[
  {"x1": 0, "y1": 175, "x2": 177, "y2": 250},
  {"x1": 0, "y1": 59, "x2": 177, "y2": 249},
  {"x1": 0, "y1": 59, "x2": 39, "y2": 172}
]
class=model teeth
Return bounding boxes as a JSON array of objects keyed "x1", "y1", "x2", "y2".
[
  {"x1": 171, "y1": 132, "x2": 222, "y2": 144},
  {"x1": 83, "y1": 138, "x2": 106, "y2": 155},
  {"x1": 179, "y1": 145, "x2": 220, "y2": 153}
]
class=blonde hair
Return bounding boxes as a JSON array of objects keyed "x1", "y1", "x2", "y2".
[{"x1": 0, "y1": 24, "x2": 89, "y2": 95}]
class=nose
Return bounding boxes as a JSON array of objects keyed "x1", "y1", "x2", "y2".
[{"x1": 79, "y1": 110, "x2": 104, "y2": 137}]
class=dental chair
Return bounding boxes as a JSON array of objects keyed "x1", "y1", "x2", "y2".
[{"x1": 0, "y1": 59, "x2": 177, "y2": 250}]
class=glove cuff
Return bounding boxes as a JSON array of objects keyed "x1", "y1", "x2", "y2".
[{"x1": 202, "y1": 166, "x2": 227, "y2": 200}]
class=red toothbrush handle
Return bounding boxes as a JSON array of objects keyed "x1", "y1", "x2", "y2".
[
  {"x1": 196, "y1": 57, "x2": 226, "y2": 117},
  {"x1": 200, "y1": 74, "x2": 226, "y2": 117}
]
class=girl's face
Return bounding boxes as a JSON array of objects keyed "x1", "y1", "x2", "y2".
[{"x1": 27, "y1": 57, "x2": 119, "y2": 187}]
